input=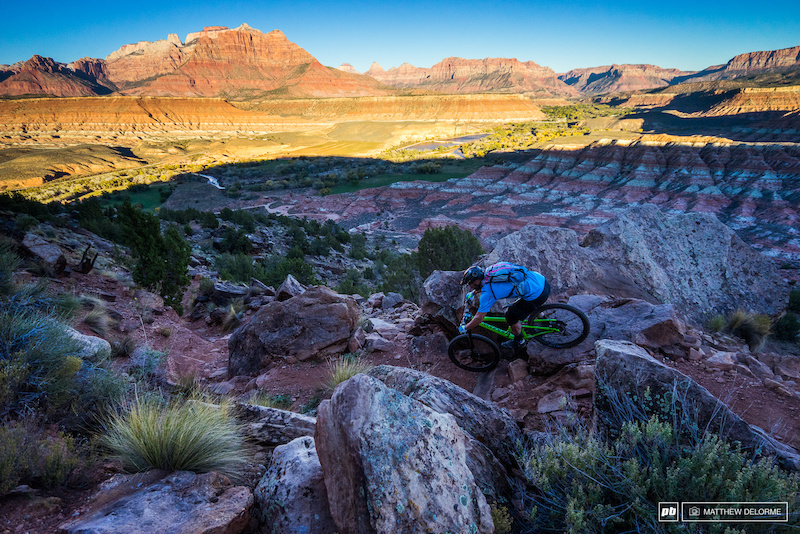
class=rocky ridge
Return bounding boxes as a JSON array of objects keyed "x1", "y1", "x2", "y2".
[
  {"x1": 559, "y1": 63, "x2": 695, "y2": 94},
  {"x1": 0, "y1": 55, "x2": 112, "y2": 97},
  {"x1": 681, "y1": 45, "x2": 800, "y2": 83},
  {"x1": 365, "y1": 56, "x2": 578, "y2": 97}
]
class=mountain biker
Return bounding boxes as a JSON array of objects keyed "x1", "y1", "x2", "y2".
[{"x1": 458, "y1": 263, "x2": 550, "y2": 349}]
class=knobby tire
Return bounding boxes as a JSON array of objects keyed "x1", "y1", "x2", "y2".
[
  {"x1": 526, "y1": 303, "x2": 590, "y2": 348},
  {"x1": 448, "y1": 333, "x2": 500, "y2": 372}
]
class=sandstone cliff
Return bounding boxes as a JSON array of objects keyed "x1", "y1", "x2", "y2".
[
  {"x1": 365, "y1": 57, "x2": 578, "y2": 97},
  {"x1": 678, "y1": 45, "x2": 800, "y2": 83}
]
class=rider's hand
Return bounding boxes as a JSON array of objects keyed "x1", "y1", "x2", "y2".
[{"x1": 458, "y1": 325, "x2": 467, "y2": 334}]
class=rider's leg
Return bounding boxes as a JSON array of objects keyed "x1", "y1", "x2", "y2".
[
  {"x1": 503, "y1": 302, "x2": 534, "y2": 348},
  {"x1": 503, "y1": 281, "x2": 551, "y2": 348}
]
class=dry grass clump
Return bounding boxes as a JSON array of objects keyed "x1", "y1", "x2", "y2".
[
  {"x1": 727, "y1": 309, "x2": 771, "y2": 351},
  {"x1": 325, "y1": 355, "x2": 374, "y2": 391},
  {"x1": 101, "y1": 394, "x2": 249, "y2": 481}
]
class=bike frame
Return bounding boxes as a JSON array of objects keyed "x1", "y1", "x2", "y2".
[{"x1": 463, "y1": 313, "x2": 559, "y2": 340}]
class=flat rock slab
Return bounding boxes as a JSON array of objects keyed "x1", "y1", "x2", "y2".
[{"x1": 58, "y1": 470, "x2": 252, "y2": 534}]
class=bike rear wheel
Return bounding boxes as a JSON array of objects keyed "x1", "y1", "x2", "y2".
[
  {"x1": 526, "y1": 303, "x2": 590, "y2": 349},
  {"x1": 448, "y1": 333, "x2": 500, "y2": 372}
]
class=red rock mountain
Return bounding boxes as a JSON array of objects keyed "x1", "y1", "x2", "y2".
[
  {"x1": 2, "y1": 32, "x2": 798, "y2": 98},
  {"x1": 365, "y1": 57, "x2": 578, "y2": 97},
  {"x1": 0, "y1": 55, "x2": 112, "y2": 97},
  {"x1": 103, "y1": 24, "x2": 390, "y2": 98},
  {"x1": 558, "y1": 64, "x2": 695, "y2": 94}
]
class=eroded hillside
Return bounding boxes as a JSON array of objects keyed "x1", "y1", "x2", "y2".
[{"x1": 263, "y1": 140, "x2": 800, "y2": 264}]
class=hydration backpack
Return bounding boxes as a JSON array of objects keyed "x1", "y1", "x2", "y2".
[{"x1": 484, "y1": 262, "x2": 529, "y2": 299}]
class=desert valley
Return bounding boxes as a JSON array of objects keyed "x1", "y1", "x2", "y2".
[{"x1": 2, "y1": 22, "x2": 800, "y2": 534}]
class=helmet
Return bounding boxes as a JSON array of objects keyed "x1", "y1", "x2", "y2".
[{"x1": 460, "y1": 265, "x2": 484, "y2": 285}]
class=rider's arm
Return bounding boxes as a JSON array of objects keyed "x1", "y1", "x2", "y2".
[{"x1": 464, "y1": 311, "x2": 487, "y2": 332}]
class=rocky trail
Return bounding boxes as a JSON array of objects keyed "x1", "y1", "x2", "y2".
[{"x1": 3, "y1": 205, "x2": 800, "y2": 533}]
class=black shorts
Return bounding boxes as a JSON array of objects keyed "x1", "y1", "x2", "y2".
[{"x1": 505, "y1": 280, "x2": 550, "y2": 325}]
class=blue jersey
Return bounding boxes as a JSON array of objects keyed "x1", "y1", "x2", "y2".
[{"x1": 477, "y1": 270, "x2": 546, "y2": 313}]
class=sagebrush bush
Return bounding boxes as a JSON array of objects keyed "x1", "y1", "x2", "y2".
[
  {"x1": 0, "y1": 310, "x2": 81, "y2": 416},
  {"x1": 516, "y1": 416, "x2": 800, "y2": 533},
  {"x1": 101, "y1": 394, "x2": 249, "y2": 480},
  {"x1": 0, "y1": 419, "x2": 84, "y2": 493},
  {"x1": 129, "y1": 347, "x2": 167, "y2": 383}
]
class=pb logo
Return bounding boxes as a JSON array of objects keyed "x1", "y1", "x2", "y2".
[{"x1": 658, "y1": 502, "x2": 679, "y2": 522}]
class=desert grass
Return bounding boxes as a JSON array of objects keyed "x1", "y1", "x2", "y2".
[
  {"x1": 727, "y1": 309, "x2": 771, "y2": 351},
  {"x1": 101, "y1": 394, "x2": 249, "y2": 480},
  {"x1": 325, "y1": 355, "x2": 374, "y2": 391},
  {"x1": 247, "y1": 391, "x2": 292, "y2": 410}
]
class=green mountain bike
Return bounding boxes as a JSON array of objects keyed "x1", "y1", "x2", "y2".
[{"x1": 448, "y1": 302, "x2": 590, "y2": 372}]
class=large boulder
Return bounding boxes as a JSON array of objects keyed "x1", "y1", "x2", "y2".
[
  {"x1": 236, "y1": 404, "x2": 316, "y2": 447},
  {"x1": 525, "y1": 295, "x2": 685, "y2": 374},
  {"x1": 594, "y1": 339, "x2": 799, "y2": 470},
  {"x1": 482, "y1": 205, "x2": 788, "y2": 324},
  {"x1": 253, "y1": 436, "x2": 336, "y2": 534},
  {"x1": 228, "y1": 286, "x2": 359, "y2": 376},
  {"x1": 315, "y1": 374, "x2": 494, "y2": 534},
  {"x1": 21, "y1": 232, "x2": 66, "y2": 275},
  {"x1": 58, "y1": 470, "x2": 252, "y2": 534},
  {"x1": 367, "y1": 365, "x2": 522, "y2": 467},
  {"x1": 418, "y1": 269, "x2": 465, "y2": 332},
  {"x1": 64, "y1": 326, "x2": 111, "y2": 361}
]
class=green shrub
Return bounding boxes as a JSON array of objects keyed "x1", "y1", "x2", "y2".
[
  {"x1": 789, "y1": 289, "x2": 800, "y2": 313},
  {"x1": 0, "y1": 419, "x2": 84, "y2": 493},
  {"x1": 336, "y1": 269, "x2": 372, "y2": 297},
  {"x1": 215, "y1": 253, "x2": 263, "y2": 284},
  {"x1": 218, "y1": 226, "x2": 253, "y2": 254},
  {"x1": 0, "y1": 310, "x2": 81, "y2": 416},
  {"x1": 260, "y1": 256, "x2": 317, "y2": 287},
  {"x1": 101, "y1": 395, "x2": 249, "y2": 480},
  {"x1": 14, "y1": 213, "x2": 39, "y2": 232},
  {"x1": 198, "y1": 277, "x2": 215, "y2": 297},
  {"x1": 0, "y1": 241, "x2": 20, "y2": 297},
  {"x1": 774, "y1": 312, "x2": 800, "y2": 341},
  {"x1": 117, "y1": 201, "x2": 191, "y2": 314},
  {"x1": 705, "y1": 314, "x2": 726, "y2": 333},
  {"x1": 416, "y1": 225, "x2": 484, "y2": 278}
]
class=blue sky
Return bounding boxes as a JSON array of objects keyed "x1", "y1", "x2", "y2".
[{"x1": 2, "y1": 0, "x2": 798, "y2": 74}]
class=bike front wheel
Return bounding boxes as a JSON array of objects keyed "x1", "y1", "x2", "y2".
[
  {"x1": 448, "y1": 333, "x2": 500, "y2": 372},
  {"x1": 526, "y1": 303, "x2": 590, "y2": 349}
]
